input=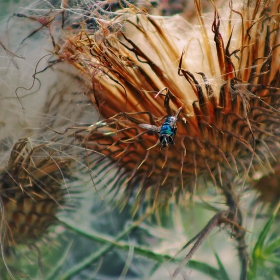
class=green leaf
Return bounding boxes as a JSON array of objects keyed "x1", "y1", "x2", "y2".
[
  {"x1": 46, "y1": 240, "x2": 74, "y2": 279},
  {"x1": 249, "y1": 203, "x2": 280, "y2": 279},
  {"x1": 214, "y1": 251, "x2": 230, "y2": 280},
  {"x1": 263, "y1": 238, "x2": 280, "y2": 256},
  {"x1": 252, "y1": 204, "x2": 279, "y2": 259},
  {"x1": 265, "y1": 257, "x2": 280, "y2": 266},
  {"x1": 188, "y1": 260, "x2": 221, "y2": 279}
]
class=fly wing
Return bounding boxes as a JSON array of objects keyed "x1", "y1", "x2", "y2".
[{"x1": 138, "y1": 123, "x2": 160, "y2": 133}]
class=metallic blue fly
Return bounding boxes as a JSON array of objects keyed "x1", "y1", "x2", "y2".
[{"x1": 139, "y1": 107, "x2": 182, "y2": 150}]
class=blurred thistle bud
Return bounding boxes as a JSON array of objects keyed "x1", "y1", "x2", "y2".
[
  {"x1": 0, "y1": 139, "x2": 70, "y2": 242},
  {"x1": 0, "y1": 7, "x2": 90, "y2": 274},
  {"x1": 254, "y1": 164, "x2": 280, "y2": 204},
  {"x1": 0, "y1": 138, "x2": 71, "y2": 276}
]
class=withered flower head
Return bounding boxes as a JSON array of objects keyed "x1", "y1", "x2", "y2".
[
  {"x1": 0, "y1": 138, "x2": 71, "y2": 274},
  {"x1": 60, "y1": 0, "x2": 280, "y2": 210},
  {"x1": 0, "y1": 70, "x2": 82, "y2": 279}
]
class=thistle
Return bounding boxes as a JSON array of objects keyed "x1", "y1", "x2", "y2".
[
  {"x1": 0, "y1": 12, "x2": 87, "y2": 274},
  {"x1": 60, "y1": 0, "x2": 280, "y2": 212},
  {"x1": 1, "y1": 0, "x2": 279, "y2": 278},
  {"x1": 0, "y1": 138, "x2": 71, "y2": 277}
]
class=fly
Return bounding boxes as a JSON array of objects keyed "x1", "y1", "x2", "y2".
[{"x1": 139, "y1": 107, "x2": 182, "y2": 150}]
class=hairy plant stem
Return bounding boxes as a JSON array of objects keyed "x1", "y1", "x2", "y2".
[
  {"x1": 219, "y1": 182, "x2": 248, "y2": 280},
  {"x1": 172, "y1": 210, "x2": 229, "y2": 279}
]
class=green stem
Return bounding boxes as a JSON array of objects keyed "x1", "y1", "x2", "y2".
[
  {"x1": 55, "y1": 211, "x2": 220, "y2": 279},
  {"x1": 56, "y1": 212, "x2": 151, "y2": 280}
]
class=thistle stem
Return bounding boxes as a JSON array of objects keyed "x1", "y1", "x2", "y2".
[
  {"x1": 172, "y1": 211, "x2": 229, "y2": 279},
  {"x1": 219, "y1": 182, "x2": 248, "y2": 280}
]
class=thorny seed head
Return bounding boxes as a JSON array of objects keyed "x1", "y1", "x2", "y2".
[
  {"x1": 0, "y1": 32, "x2": 93, "y2": 274},
  {"x1": 0, "y1": 139, "x2": 70, "y2": 251},
  {"x1": 59, "y1": 0, "x2": 280, "y2": 211}
]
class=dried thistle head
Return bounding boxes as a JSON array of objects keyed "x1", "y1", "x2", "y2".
[
  {"x1": 254, "y1": 164, "x2": 280, "y2": 204},
  {"x1": 0, "y1": 139, "x2": 70, "y2": 254},
  {"x1": 59, "y1": 0, "x2": 280, "y2": 210},
  {"x1": 0, "y1": 63, "x2": 87, "y2": 276}
]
